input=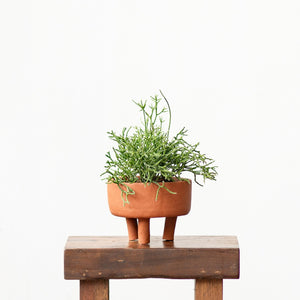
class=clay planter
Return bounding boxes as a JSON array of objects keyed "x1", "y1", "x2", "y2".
[{"x1": 107, "y1": 180, "x2": 192, "y2": 244}]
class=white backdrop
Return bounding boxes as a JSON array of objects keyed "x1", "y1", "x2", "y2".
[{"x1": 1, "y1": 1, "x2": 300, "y2": 299}]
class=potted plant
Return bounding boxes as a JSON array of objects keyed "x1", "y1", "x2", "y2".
[{"x1": 101, "y1": 91, "x2": 217, "y2": 244}]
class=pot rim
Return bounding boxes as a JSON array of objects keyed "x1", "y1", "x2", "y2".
[{"x1": 106, "y1": 178, "x2": 192, "y2": 185}]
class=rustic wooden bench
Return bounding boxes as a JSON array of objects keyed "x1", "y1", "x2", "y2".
[{"x1": 64, "y1": 236, "x2": 239, "y2": 300}]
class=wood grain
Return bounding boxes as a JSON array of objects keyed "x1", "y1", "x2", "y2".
[
  {"x1": 80, "y1": 280, "x2": 109, "y2": 300},
  {"x1": 65, "y1": 236, "x2": 239, "y2": 249},
  {"x1": 64, "y1": 236, "x2": 239, "y2": 280},
  {"x1": 195, "y1": 279, "x2": 223, "y2": 300}
]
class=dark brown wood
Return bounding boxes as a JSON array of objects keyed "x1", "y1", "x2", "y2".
[
  {"x1": 195, "y1": 279, "x2": 223, "y2": 300},
  {"x1": 64, "y1": 236, "x2": 239, "y2": 280},
  {"x1": 80, "y1": 279, "x2": 109, "y2": 300}
]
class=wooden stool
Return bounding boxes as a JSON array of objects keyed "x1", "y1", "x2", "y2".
[{"x1": 64, "y1": 236, "x2": 240, "y2": 300}]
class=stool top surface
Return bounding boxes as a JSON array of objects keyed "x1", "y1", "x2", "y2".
[
  {"x1": 65, "y1": 235, "x2": 239, "y2": 250},
  {"x1": 64, "y1": 236, "x2": 239, "y2": 280}
]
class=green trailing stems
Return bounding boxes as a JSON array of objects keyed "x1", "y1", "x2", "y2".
[{"x1": 101, "y1": 91, "x2": 217, "y2": 205}]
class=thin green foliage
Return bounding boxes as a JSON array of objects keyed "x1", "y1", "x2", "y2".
[{"x1": 101, "y1": 91, "x2": 217, "y2": 205}]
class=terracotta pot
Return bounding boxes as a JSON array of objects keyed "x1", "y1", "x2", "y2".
[{"x1": 107, "y1": 180, "x2": 192, "y2": 244}]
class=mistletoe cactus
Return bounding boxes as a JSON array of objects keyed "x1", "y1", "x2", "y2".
[{"x1": 101, "y1": 91, "x2": 217, "y2": 205}]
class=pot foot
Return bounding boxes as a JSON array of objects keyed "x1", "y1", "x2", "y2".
[
  {"x1": 138, "y1": 218, "x2": 150, "y2": 244},
  {"x1": 163, "y1": 216, "x2": 177, "y2": 241},
  {"x1": 126, "y1": 218, "x2": 138, "y2": 240}
]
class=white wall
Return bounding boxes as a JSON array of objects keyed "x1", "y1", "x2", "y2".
[{"x1": 1, "y1": 1, "x2": 300, "y2": 299}]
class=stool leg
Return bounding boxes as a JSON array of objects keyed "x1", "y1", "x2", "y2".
[
  {"x1": 195, "y1": 279, "x2": 223, "y2": 300},
  {"x1": 163, "y1": 217, "x2": 177, "y2": 240},
  {"x1": 126, "y1": 218, "x2": 138, "y2": 240},
  {"x1": 80, "y1": 279, "x2": 109, "y2": 300},
  {"x1": 138, "y1": 218, "x2": 150, "y2": 244}
]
